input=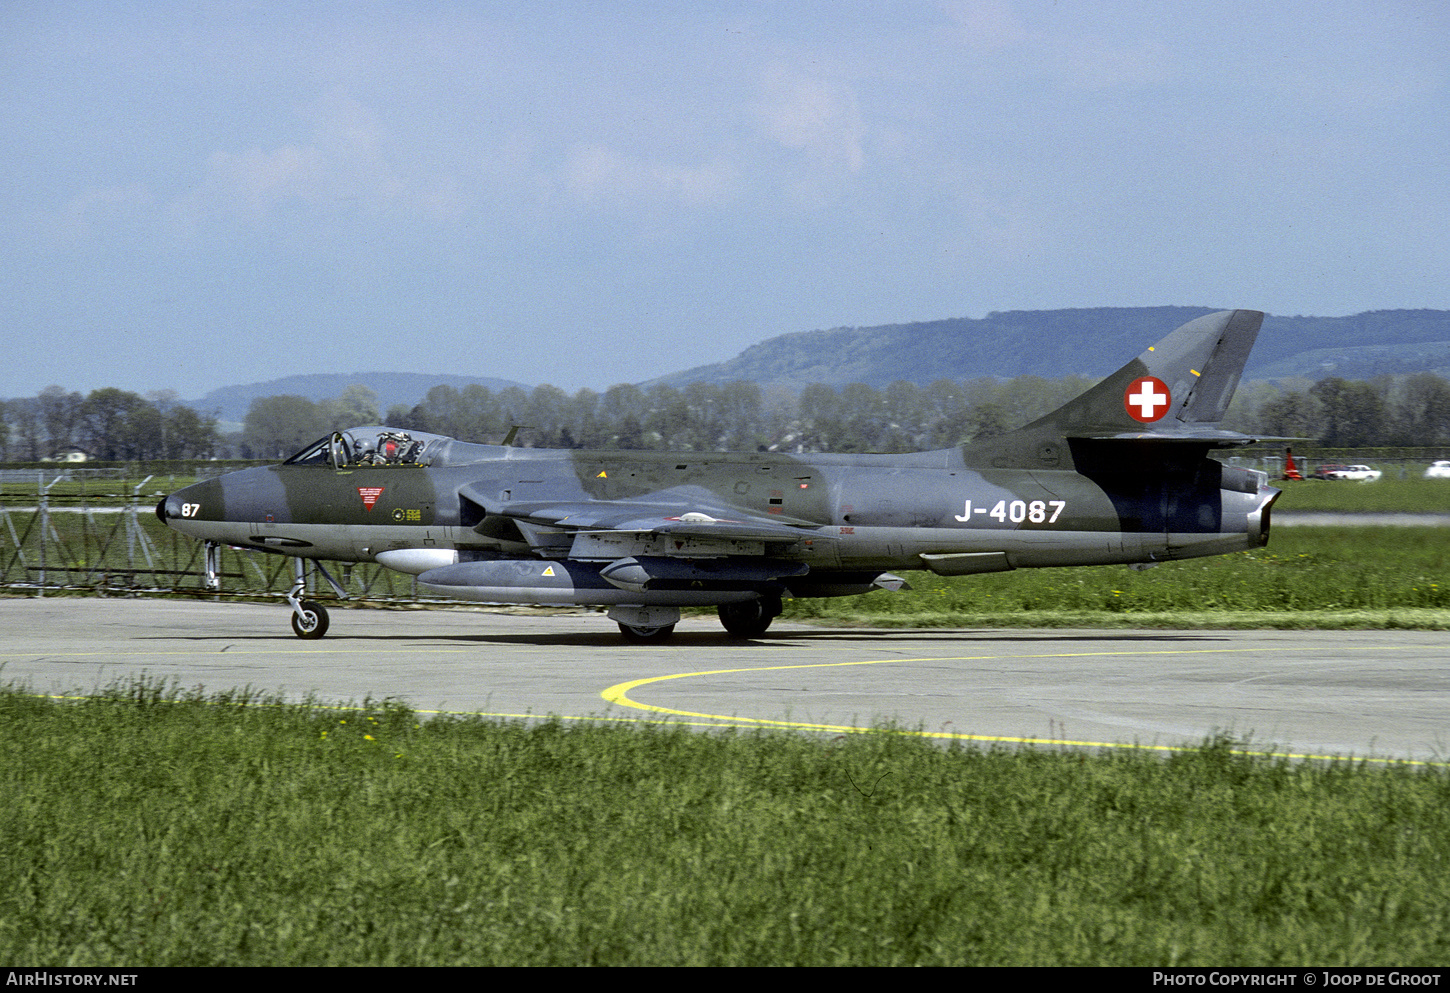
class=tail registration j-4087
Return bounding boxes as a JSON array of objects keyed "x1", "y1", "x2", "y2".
[{"x1": 954, "y1": 499, "x2": 1067, "y2": 525}]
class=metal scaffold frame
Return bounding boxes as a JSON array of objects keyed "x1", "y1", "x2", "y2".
[{"x1": 0, "y1": 469, "x2": 421, "y2": 605}]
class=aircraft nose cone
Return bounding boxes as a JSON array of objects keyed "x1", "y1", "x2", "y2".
[{"x1": 157, "y1": 493, "x2": 187, "y2": 524}]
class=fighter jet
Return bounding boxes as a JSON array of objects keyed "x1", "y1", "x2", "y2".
[{"x1": 158, "y1": 309, "x2": 1278, "y2": 641}]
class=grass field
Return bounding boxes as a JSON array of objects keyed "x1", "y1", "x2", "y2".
[
  {"x1": 4, "y1": 471, "x2": 1446, "y2": 966},
  {"x1": 1270, "y1": 475, "x2": 1450, "y2": 513},
  {"x1": 3, "y1": 680, "x2": 1449, "y2": 967},
  {"x1": 785, "y1": 525, "x2": 1450, "y2": 629}
]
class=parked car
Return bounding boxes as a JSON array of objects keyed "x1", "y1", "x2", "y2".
[
  {"x1": 1426, "y1": 461, "x2": 1450, "y2": 480},
  {"x1": 1323, "y1": 464, "x2": 1383, "y2": 482}
]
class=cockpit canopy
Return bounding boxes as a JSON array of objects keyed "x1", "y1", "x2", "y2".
[{"x1": 283, "y1": 427, "x2": 452, "y2": 469}]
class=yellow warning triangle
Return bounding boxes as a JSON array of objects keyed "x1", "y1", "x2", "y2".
[
  {"x1": 542, "y1": 565, "x2": 555, "y2": 576},
  {"x1": 596, "y1": 470, "x2": 607, "y2": 478}
]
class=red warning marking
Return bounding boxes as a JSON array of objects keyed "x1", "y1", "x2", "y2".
[
  {"x1": 357, "y1": 486, "x2": 385, "y2": 510},
  {"x1": 1124, "y1": 377, "x2": 1171, "y2": 422}
]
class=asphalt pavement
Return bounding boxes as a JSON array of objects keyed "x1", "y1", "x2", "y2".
[{"x1": 2, "y1": 597, "x2": 1446, "y2": 763}]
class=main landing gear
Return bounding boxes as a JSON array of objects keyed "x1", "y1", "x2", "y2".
[
  {"x1": 607, "y1": 596, "x2": 784, "y2": 642},
  {"x1": 717, "y1": 595, "x2": 782, "y2": 638}
]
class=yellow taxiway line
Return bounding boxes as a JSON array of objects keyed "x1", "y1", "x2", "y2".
[{"x1": 600, "y1": 645, "x2": 1441, "y2": 765}]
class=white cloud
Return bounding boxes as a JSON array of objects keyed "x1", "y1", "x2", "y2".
[
  {"x1": 200, "y1": 144, "x2": 329, "y2": 217},
  {"x1": 560, "y1": 144, "x2": 737, "y2": 210},
  {"x1": 754, "y1": 66, "x2": 866, "y2": 173},
  {"x1": 940, "y1": 0, "x2": 1029, "y2": 51},
  {"x1": 166, "y1": 88, "x2": 464, "y2": 235}
]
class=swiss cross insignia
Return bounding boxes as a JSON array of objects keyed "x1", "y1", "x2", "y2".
[{"x1": 1124, "y1": 377, "x2": 1171, "y2": 422}]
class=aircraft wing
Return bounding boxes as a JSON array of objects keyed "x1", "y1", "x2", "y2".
[
  {"x1": 500, "y1": 500, "x2": 824, "y2": 542},
  {"x1": 464, "y1": 484, "x2": 833, "y2": 562}
]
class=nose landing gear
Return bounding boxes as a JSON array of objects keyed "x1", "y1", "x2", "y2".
[
  {"x1": 290, "y1": 599, "x2": 330, "y2": 639},
  {"x1": 286, "y1": 557, "x2": 345, "y2": 639}
]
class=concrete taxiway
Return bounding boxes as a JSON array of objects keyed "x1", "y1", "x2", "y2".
[{"x1": 2, "y1": 597, "x2": 1447, "y2": 763}]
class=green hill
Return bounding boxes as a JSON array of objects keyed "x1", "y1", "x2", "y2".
[{"x1": 652, "y1": 307, "x2": 1450, "y2": 388}]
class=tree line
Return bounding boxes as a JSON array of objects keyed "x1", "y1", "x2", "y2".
[
  {"x1": 0, "y1": 386, "x2": 221, "y2": 461},
  {"x1": 250, "y1": 371, "x2": 1450, "y2": 456},
  {"x1": 5, "y1": 371, "x2": 1448, "y2": 463},
  {"x1": 1241, "y1": 373, "x2": 1450, "y2": 448},
  {"x1": 236, "y1": 376, "x2": 1101, "y2": 457}
]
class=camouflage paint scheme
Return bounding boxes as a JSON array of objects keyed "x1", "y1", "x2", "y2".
[{"x1": 159, "y1": 310, "x2": 1279, "y2": 641}]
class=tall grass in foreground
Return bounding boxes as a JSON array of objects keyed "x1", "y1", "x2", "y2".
[
  {"x1": 787, "y1": 526, "x2": 1450, "y2": 628},
  {"x1": 3, "y1": 681, "x2": 1449, "y2": 966}
]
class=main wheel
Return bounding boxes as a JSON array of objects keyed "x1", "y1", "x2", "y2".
[
  {"x1": 291, "y1": 600, "x2": 330, "y2": 639},
  {"x1": 718, "y1": 596, "x2": 779, "y2": 638},
  {"x1": 618, "y1": 622, "x2": 676, "y2": 643}
]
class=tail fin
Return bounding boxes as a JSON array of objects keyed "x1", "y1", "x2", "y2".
[
  {"x1": 1036, "y1": 309, "x2": 1262, "y2": 438},
  {"x1": 961, "y1": 309, "x2": 1264, "y2": 468}
]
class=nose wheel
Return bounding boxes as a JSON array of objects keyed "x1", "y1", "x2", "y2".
[
  {"x1": 290, "y1": 600, "x2": 330, "y2": 639},
  {"x1": 286, "y1": 557, "x2": 345, "y2": 639}
]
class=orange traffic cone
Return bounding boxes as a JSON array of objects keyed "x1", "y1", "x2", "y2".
[{"x1": 1283, "y1": 447, "x2": 1303, "y2": 481}]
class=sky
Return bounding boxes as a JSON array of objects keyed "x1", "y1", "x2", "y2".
[{"x1": 2, "y1": 0, "x2": 1448, "y2": 401}]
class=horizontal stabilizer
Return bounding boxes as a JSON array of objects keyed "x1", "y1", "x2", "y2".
[{"x1": 1069, "y1": 428, "x2": 1261, "y2": 447}]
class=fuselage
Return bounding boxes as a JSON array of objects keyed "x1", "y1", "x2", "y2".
[{"x1": 159, "y1": 435, "x2": 1278, "y2": 595}]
